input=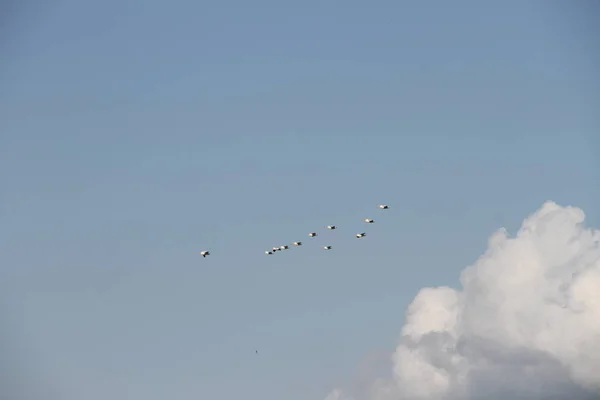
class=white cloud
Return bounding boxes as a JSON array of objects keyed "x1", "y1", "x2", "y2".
[{"x1": 326, "y1": 201, "x2": 600, "y2": 399}]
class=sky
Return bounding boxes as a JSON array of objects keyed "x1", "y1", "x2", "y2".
[{"x1": 1, "y1": 1, "x2": 599, "y2": 399}]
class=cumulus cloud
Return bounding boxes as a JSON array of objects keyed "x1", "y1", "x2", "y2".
[{"x1": 326, "y1": 201, "x2": 600, "y2": 400}]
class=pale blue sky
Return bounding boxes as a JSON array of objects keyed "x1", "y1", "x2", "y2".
[{"x1": 1, "y1": 1, "x2": 598, "y2": 399}]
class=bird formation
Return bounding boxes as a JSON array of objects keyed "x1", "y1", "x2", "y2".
[{"x1": 199, "y1": 204, "x2": 389, "y2": 258}]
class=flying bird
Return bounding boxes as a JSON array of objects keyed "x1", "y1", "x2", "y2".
[{"x1": 202, "y1": 201, "x2": 392, "y2": 260}]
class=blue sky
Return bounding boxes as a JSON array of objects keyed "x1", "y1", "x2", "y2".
[{"x1": 1, "y1": 1, "x2": 598, "y2": 399}]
